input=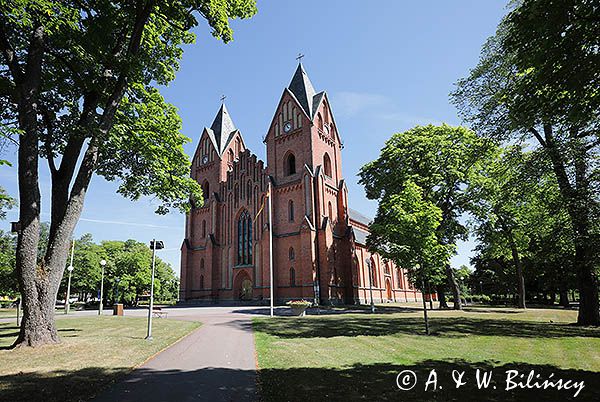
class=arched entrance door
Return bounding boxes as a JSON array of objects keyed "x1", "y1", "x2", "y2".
[
  {"x1": 234, "y1": 270, "x2": 253, "y2": 301},
  {"x1": 385, "y1": 278, "x2": 392, "y2": 301}
]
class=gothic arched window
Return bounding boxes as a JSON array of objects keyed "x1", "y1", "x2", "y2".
[
  {"x1": 200, "y1": 274, "x2": 204, "y2": 289},
  {"x1": 328, "y1": 201, "x2": 333, "y2": 221},
  {"x1": 202, "y1": 180, "x2": 210, "y2": 201},
  {"x1": 323, "y1": 153, "x2": 332, "y2": 177},
  {"x1": 285, "y1": 152, "x2": 296, "y2": 175},
  {"x1": 288, "y1": 200, "x2": 294, "y2": 221},
  {"x1": 317, "y1": 113, "x2": 323, "y2": 130},
  {"x1": 289, "y1": 247, "x2": 295, "y2": 260},
  {"x1": 290, "y1": 267, "x2": 296, "y2": 287},
  {"x1": 200, "y1": 258, "x2": 204, "y2": 270},
  {"x1": 202, "y1": 220, "x2": 206, "y2": 238},
  {"x1": 237, "y1": 210, "x2": 253, "y2": 265}
]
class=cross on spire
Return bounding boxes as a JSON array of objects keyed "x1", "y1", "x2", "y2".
[
  {"x1": 296, "y1": 53, "x2": 304, "y2": 62},
  {"x1": 220, "y1": 94, "x2": 227, "y2": 103}
]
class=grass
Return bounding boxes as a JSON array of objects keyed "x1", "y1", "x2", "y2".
[
  {"x1": 253, "y1": 306, "x2": 600, "y2": 401},
  {"x1": 0, "y1": 316, "x2": 200, "y2": 402},
  {"x1": 0, "y1": 308, "x2": 16, "y2": 319}
]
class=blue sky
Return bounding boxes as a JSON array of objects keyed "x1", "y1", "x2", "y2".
[{"x1": 0, "y1": 1, "x2": 507, "y2": 274}]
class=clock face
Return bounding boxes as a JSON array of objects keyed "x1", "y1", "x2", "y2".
[
  {"x1": 283, "y1": 121, "x2": 292, "y2": 133},
  {"x1": 202, "y1": 155, "x2": 208, "y2": 164}
]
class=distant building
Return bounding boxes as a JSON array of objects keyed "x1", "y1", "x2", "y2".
[{"x1": 180, "y1": 64, "x2": 423, "y2": 304}]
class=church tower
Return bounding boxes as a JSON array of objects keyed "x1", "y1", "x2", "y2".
[{"x1": 264, "y1": 63, "x2": 352, "y2": 304}]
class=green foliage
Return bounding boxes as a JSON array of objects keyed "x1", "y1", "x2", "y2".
[
  {"x1": 59, "y1": 235, "x2": 180, "y2": 304},
  {"x1": 0, "y1": 187, "x2": 15, "y2": 220},
  {"x1": 0, "y1": 0, "x2": 257, "y2": 214},
  {"x1": 359, "y1": 124, "x2": 490, "y2": 288},
  {"x1": 0, "y1": 230, "x2": 17, "y2": 297}
]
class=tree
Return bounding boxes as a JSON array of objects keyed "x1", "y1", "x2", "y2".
[
  {"x1": 359, "y1": 124, "x2": 491, "y2": 309},
  {"x1": 0, "y1": 1, "x2": 257, "y2": 347},
  {"x1": 0, "y1": 229, "x2": 17, "y2": 297},
  {"x1": 452, "y1": 0, "x2": 599, "y2": 325},
  {"x1": 468, "y1": 147, "x2": 533, "y2": 308},
  {"x1": 366, "y1": 180, "x2": 452, "y2": 333}
]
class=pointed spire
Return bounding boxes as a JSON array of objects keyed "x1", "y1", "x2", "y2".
[
  {"x1": 209, "y1": 103, "x2": 237, "y2": 153},
  {"x1": 288, "y1": 63, "x2": 316, "y2": 117}
]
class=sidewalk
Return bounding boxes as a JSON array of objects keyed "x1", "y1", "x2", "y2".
[{"x1": 94, "y1": 309, "x2": 257, "y2": 402}]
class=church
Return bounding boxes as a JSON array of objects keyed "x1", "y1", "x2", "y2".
[{"x1": 179, "y1": 64, "x2": 424, "y2": 305}]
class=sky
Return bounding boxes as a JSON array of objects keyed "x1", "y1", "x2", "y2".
[{"x1": 0, "y1": 0, "x2": 508, "y2": 275}]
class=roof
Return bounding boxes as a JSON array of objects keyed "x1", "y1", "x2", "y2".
[
  {"x1": 206, "y1": 103, "x2": 239, "y2": 156},
  {"x1": 348, "y1": 208, "x2": 372, "y2": 226},
  {"x1": 352, "y1": 226, "x2": 369, "y2": 246},
  {"x1": 288, "y1": 63, "x2": 317, "y2": 117}
]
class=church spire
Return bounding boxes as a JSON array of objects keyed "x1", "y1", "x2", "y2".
[
  {"x1": 288, "y1": 63, "x2": 317, "y2": 117},
  {"x1": 208, "y1": 102, "x2": 238, "y2": 155}
]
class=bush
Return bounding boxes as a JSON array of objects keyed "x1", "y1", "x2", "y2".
[
  {"x1": 0, "y1": 299, "x2": 16, "y2": 308},
  {"x1": 446, "y1": 295, "x2": 492, "y2": 304}
]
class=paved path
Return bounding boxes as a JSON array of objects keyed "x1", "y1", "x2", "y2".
[{"x1": 94, "y1": 306, "x2": 273, "y2": 402}]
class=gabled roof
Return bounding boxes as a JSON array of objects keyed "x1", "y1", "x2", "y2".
[
  {"x1": 288, "y1": 63, "x2": 317, "y2": 117},
  {"x1": 349, "y1": 208, "x2": 372, "y2": 226},
  {"x1": 352, "y1": 226, "x2": 369, "y2": 246},
  {"x1": 204, "y1": 103, "x2": 240, "y2": 156}
]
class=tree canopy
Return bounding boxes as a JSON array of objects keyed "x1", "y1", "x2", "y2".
[
  {"x1": 0, "y1": 0, "x2": 257, "y2": 347},
  {"x1": 452, "y1": 0, "x2": 599, "y2": 325},
  {"x1": 359, "y1": 124, "x2": 491, "y2": 309}
]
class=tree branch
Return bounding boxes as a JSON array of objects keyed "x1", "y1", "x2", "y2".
[
  {"x1": 40, "y1": 106, "x2": 57, "y2": 175},
  {"x1": 529, "y1": 127, "x2": 547, "y2": 147}
]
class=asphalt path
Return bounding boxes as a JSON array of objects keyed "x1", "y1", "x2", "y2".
[{"x1": 92, "y1": 306, "x2": 280, "y2": 402}]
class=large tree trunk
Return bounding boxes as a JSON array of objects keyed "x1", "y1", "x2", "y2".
[
  {"x1": 445, "y1": 264, "x2": 462, "y2": 310},
  {"x1": 534, "y1": 125, "x2": 599, "y2": 325},
  {"x1": 437, "y1": 284, "x2": 449, "y2": 309},
  {"x1": 559, "y1": 283, "x2": 570, "y2": 308},
  {"x1": 507, "y1": 233, "x2": 526, "y2": 309}
]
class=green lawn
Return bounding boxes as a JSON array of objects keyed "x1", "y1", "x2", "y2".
[
  {"x1": 0, "y1": 308, "x2": 17, "y2": 319},
  {"x1": 254, "y1": 306, "x2": 600, "y2": 401},
  {"x1": 0, "y1": 316, "x2": 200, "y2": 402}
]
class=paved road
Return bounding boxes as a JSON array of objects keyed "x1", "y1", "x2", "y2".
[{"x1": 93, "y1": 306, "x2": 279, "y2": 402}]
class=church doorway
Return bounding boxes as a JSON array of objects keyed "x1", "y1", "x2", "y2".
[
  {"x1": 385, "y1": 278, "x2": 393, "y2": 301},
  {"x1": 234, "y1": 270, "x2": 253, "y2": 301}
]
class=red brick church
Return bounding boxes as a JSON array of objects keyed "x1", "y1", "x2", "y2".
[{"x1": 180, "y1": 64, "x2": 423, "y2": 305}]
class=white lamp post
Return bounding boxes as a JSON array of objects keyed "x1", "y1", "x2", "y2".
[
  {"x1": 65, "y1": 265, "x2": 74, "y2": 315},
  {"x1": 99, "y1": 259, "x2": 106, "y2": 316},
  {"x1": 146, "y1": 239, "x2": 164, "y2": 341},
  {"x1": 65, "y1": 240, "x2": 75, "y2": 315}
]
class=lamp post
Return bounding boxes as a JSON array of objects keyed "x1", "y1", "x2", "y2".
[
  {"x1": 65, "y1": 265, "x2": 74, "y2": 314},
  {"x1": 365, "y1": 258, "x2": 375, "y2": 313},
  {"x1": 65, "y1": 240, "x2": 75, "y2": 314},
  {"x1": 146, "y1": 239, "x2": 164, "y2": 341},
  {"x1": 99, "y1": 259, "x2": 106, "y2": 316}
]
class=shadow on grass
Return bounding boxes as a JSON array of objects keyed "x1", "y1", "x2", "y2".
[
  {"x1": 0, "y1": 361, "x2": 597, "y2": 402},
  {"x1": 258, "y1": 360, "x2": 600, "y2": 402},
  {"x1": 250, "y1": 316, "x2": 600, "y2": 339},
  {"x1": 0, "y1": 366, "x2": 256, "y2": 402}
]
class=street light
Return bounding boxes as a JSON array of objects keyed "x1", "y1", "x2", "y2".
[
  {"x1": 146, "y1": 239, "x2": 164, "y2": 341},
  {"x1": 65, "y1": 240, "x2": 75, "y2": 315},
  {"x1": 365, "y1": 258, "x2": 375, "y2": 313},
  {"x1": 65, "y1": 265, "x2": 74, "y2": 315},
  {"x1": 99, "y1": 259, "x2": 106, "y2": 316}
]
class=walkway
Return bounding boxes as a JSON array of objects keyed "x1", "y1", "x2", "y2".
[{"x1": 94, "y1": 306, "x2": 266, "y2": 402}]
